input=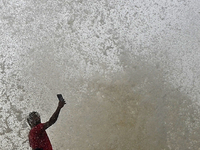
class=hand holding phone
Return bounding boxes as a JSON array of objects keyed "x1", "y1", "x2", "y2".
[
  {"x1": 57, "y1": 94, "x2": 64, "y2": 101},
  {"x1": 57, "y1": 94, "x2": 66, "y2": 108}
]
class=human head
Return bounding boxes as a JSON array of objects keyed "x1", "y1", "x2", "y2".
[{"x1": 27, "y1": 111, "x2": 41, "y2": 128}]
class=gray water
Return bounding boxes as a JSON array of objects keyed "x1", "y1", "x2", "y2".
[{"x1": 1, "y1": 0, "x2": 200, "y2": 149}]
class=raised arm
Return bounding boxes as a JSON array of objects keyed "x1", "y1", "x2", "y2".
[{"x1": 44, "y1": 100, "x2": 66, "y2": 130}]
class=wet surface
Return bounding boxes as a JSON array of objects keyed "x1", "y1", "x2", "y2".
[{"x1": 1, "y1": 0, "x2": 200, "y2": 149}]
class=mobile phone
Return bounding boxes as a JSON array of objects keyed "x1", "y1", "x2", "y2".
[{"x1": 57, "y1": 94, "x2": 64, "y2": 101}]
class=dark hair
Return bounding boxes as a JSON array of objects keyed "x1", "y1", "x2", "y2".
[
  {"x1": 27, "y1": 111, "x2": 40, "y2": 126},
  {"x1": 34, "y1": 148, "x2": 43, "y2": 150}
]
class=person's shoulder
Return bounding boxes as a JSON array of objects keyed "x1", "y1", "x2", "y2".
[
  {"x1": 39, "y1": 123, "x2": 44, "y2": 126},
  {"x1": 37, "y1": 123, "x2": 45, "y2": 128},
  {"x1": 31, "y1": 123, "x2": 44, "y2": 130},
  {"x1": 31, "y1": 123, "x2": 46, "y2": 133},
  {"x1": 34, "y1": 123, "x2": 43, "y2": 127}
]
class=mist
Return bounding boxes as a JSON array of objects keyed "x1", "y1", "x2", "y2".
[{"x1": 1, "y1": 0, "x2": 200, "y2": 149}]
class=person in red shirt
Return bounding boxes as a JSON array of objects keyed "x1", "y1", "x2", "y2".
[{"x1": 27, "y1": 100, "x2": 66, "y2": 150}]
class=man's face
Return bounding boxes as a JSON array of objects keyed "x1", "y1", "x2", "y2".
[
  {"x1": 27, "y1": 111, "x2": 41, "y2": 127},
  {"x1": 31, "y1": 114, "x2": 41, "y2": 126},
  {"x1": 32, "y1": 114, "x2": 41, "y2": 125}
]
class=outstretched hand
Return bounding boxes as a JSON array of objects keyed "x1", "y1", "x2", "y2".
[{"x1": 58, "y1": 100, "x2": 66, "y2": 108}]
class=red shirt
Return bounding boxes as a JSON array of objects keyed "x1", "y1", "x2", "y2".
[{"x1": 29, "y1": 123, "x2": 53, "y2": 150}]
